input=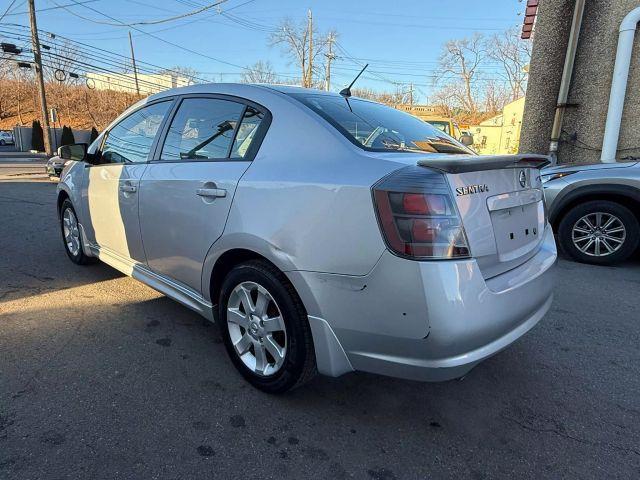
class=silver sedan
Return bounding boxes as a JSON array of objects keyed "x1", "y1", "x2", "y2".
[
  {"x1": 56, "y1": 84, "x2": 556, "y2": 393},
  {"x1": 543, "y1": 161, "x2": 640, "y2": 265}
]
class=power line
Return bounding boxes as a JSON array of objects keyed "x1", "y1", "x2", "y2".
[
  {"x1": 52, "y1": 0, "x2": 261, "y2": 73},
  {"x1": 0, "y1": 0, "x2": 98, "y2": 18},
  {"x1": 0, "y1": 0, "x2": 21, "y2": 22},
  {"x1": 333, "y1": 41, "x2": 399, "y2": 86},
  {"x1": 28, "y1": 0, "x2": 259, "y2": 41},
  {"x1": 36, "y1": 1, "x2": 298, "y2": 82},
  {"x1": 0, "y1": 24, "x2": 210, "y2": 82},
  {"x1": 1, "y1": 29, "x2": 205, "y2": 93},
  {"x1": 47, "y1": 0, "x2": 230, "y2": 27}
]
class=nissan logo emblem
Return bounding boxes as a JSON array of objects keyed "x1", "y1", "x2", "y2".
[{"x1": 518, "y1": 170, "x2": 527, "y2": 188}]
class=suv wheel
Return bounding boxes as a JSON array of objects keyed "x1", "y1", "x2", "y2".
[
  {"x1": 218, "y1": 260, "x2": 316, "y2": 393},
  {"x1": 60, "y1": 199, "x2": 95, "y2": 265},
  {"x1": 558, "y1": 200, "x2": 639, "y2": 265}
]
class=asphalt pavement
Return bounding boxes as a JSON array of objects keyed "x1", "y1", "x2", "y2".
[{"x1": 1, "y1": 170, "x2": 639, "y2": 479}]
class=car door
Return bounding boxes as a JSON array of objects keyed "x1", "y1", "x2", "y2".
[
  {"x1": 138, "y1": 95, "x2": 270, "y2": 293},
  {"x1": 83, "y1": 100, "x2": 173, "y2": 264}
]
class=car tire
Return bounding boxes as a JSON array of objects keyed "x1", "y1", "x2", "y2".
[
  {"x1": 0, "y1": 140, "x2": 5, "y2": 146},
  {"x1": 59, "y1": 199, "x2": 95, "y2": 265},
  {"x1": 558, "y1": 200, "x2": 639, "y2": 265},
  {"x1": 218, "y1": 260, "x2": 317, "y2": 393}
]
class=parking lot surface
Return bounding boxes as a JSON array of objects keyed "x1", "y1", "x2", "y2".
[{"x1": 1, "y1": 171, "x2": 639, "y2": 479}]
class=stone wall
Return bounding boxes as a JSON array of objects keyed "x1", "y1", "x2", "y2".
[{"x1": 520, "y1": 0, "x2": 640, "y2": 163}]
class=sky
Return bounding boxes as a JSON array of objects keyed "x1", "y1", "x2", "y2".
[{"x1": 0, "y1": 0, "x2": 526, "y2": 101}]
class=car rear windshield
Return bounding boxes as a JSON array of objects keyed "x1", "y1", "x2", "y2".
[{"x1": 289, "y1": 93, "x2": 472, "y2": 154}]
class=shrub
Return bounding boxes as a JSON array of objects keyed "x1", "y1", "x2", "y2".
[
  {"x1": 60, "y1": 125, "x2": 75, "y2": 146},
  {"x1": 31, "y1": 120, "x2": 44, "y2": 152},
  {"x1": 89, "y1": 126, "x2": 99, "y2": 143}
]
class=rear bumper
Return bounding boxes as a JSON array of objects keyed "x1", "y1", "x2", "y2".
[{"x1": 290, "y1": 224, "x2": 557, "y2": 381}]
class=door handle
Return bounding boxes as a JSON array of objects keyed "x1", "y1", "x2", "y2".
[
  {"x1": 196, "y1": 187, "x2": 226, "y2": 198},
  {"x1": 119, "y1": 184, "x2": 137, "y2": 193}
]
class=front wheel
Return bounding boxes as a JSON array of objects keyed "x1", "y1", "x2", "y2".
[
  {"x1": 59, "y1": 199, "x2": 95, "y2": 265},
  {"x1": 558, "y1": 200, "x2": 639, "y2": 265},
  {"x1": 218, "y1": 260, "x2": 316, "y2": 393}
]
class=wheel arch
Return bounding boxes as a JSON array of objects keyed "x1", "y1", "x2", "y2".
[
  {"x1": 208, "y1": 248, "x2": 281, "y2": 309},
  {"x1": 549, "y1": 184, "x2": 640, "y2": 230},
  {"x1": 204, "y1": 241, "x2": 352, "y2": 378},
  {"x1": 57, "y1": 189, "x2": 70, "y2": 216}
]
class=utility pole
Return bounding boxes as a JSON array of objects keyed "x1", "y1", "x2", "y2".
[
  {"x1": 307, "y1": 9, "x2": 313, "y2": 88},
  {"x1": 324, "y1": 32, "x2": 335, "y2": 91},
  {"x1": 27, "y1": 0, "x2": 52, "y2": 155},
  {"x1": 128, "y1": 31, "x2": 140, "y2": 95}
]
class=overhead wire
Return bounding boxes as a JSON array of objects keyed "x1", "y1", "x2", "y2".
[
  {"x1": 47, "y1": 0, "x2": 230, "y2": 27},
  {"x1": 1, "y1": 0, "x2": 98, "y2": 18},
  {"x1": 0, "y1": 29, "x2": 203, "y2": 93},
  {"x1": 0, "y1": 24, "x2": 210, "y2": 82},
  {"x1": 49, "y1": 0, "x2": 274, "y2": 75},
  {"x1": 0, "y1": 0, "x2": 21, "y2": 22}
]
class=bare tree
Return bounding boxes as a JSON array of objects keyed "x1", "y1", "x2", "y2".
[
  {"x1": 487, "y1": 28, "x2": 531, "y2": 101},
  {"x1": 429, "y1": 84, "x2": 458, "y2": 117},
  {"x1": 270, "y1": 15, "x2": 335, "y2": 88},
  {"x1": 159, "y1": 66, "x2": 200, "y2": 85},
  {"x1": 241, "y1": 61, "x2": 281, "y2": 84},
  {"x1": 0, "y1": 56, "x2": 14, "y2": 119},
  {"x1": 44, "y1": 39, "x2": 78, "y2": 84},
  {"x1": 351, "y1": 87, "x2": 409, "y2": 105},
  {"x1": 483, "y1": 79, "x2": 510, "y2": 115},
  {"x1": 435, "y1": 33, "x2": 485, "y2": 114}
]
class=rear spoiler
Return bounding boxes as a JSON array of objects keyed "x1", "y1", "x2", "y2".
[{"x1": 417, "y1": 154, "x2": 551, "y2": 174}]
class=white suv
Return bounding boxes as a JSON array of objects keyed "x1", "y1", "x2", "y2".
[{"x1": 0, "y1": 131, "x2": 14, "y2": 146}]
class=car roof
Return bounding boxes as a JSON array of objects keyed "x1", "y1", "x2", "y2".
[
  {"x1": 146, "y1": 82, "x2": 271, "y2": 101},
  {"x1": 146, "y1": 82, "x2": 370, "y2": 103},
  {"x1": 259, "y1": 84, "x2": 336, "y2": 96}
]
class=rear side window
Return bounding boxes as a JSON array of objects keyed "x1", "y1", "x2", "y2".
[
  {"x1": 160, "y1": 98, "x2": 245, "y2": 161},
  {"x1": 230, "y1": 107, "x2": 264, "y2": 159},
  {"x1": 101, "y1": 101, "x2": 171, "y2": 164}
]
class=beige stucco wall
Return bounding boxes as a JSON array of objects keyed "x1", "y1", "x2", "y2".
[
  {"x1": 471, "y1": 97, "x2": 525, "y2": 155},
  {"x1": 520, "y1": 0, "x2": 640, "y2": 163}
]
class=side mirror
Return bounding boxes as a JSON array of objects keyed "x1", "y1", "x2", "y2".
[
  {"x1": 58, "y1": 143, "x2": 88, "y2": 162},
  {"x1": 460, "y1": 134, "x2": 474, "y2": 146}
]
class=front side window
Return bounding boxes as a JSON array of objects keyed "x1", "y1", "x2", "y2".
[
  {"x1": 160, "y1": 98, "x2": 245, "y2": 161},
  {"x1": 101, "y1": 101, "x2": 171, "y2": 164},
  {"x1": 289, "y1": 94, "x2": 473, "y2": 155}
]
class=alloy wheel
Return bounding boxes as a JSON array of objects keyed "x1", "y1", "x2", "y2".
[
  {"x1": 571, "y1": 212, "x2": 626, "y2": 257},
  {"x1": 62, "y1": 208, "x2": 81, "y2": 256},
  {"x1": 226, "y1": 281, "x2": 287, "y2": 376}
]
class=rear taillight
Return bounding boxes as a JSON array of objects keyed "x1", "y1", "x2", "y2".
[{"x1": 372, "y1": 165, "x2": 470, "y2": 259}]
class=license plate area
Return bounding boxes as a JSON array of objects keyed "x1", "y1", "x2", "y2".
[{"x1": 490, "y1": 201, "x2": 545, "y2": 262}]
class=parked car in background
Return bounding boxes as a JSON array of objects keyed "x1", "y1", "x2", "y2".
[
  {"x1": 424, "y1": 117, "x2": 474, "y2": 146},
  {"x1": 0, "y1": 130, "x2": 14, "y2": 146},
  {"x1": 56, "y1": 84, "x2": 556, "y2": 393},
  {"x1": 543, "y1": 160, "x2": 640, "y2": 265},
  {"x1": 46, "y1": 154, "x2": 66, "y2": 178}
]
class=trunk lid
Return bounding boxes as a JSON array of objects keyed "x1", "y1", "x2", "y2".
[{"x1": 418, "y1": 154, "x2": 550, "y2": 278}]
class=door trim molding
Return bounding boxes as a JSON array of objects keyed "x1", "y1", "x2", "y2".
[{"x1": 92, "y1": 245, "x2": 215, "y2": 322}]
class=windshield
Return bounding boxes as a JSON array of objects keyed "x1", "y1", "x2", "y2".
[
  {"x1": 289, "y1": 93, "x2": 472, "y2": 154},
  {"x1": 427, "y1": 120, "x2": 450, "y2": 135}
]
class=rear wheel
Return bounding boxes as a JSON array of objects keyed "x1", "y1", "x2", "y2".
[
  {"x1": 558, "y1": 200, "x2": 639, "y2": 265},
  {"x1": 59, "y1": 199, "x2": 95, "y2": 265},
  {"x1": 218, "y1": 260, "x2": 316, "y2": 393}
]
